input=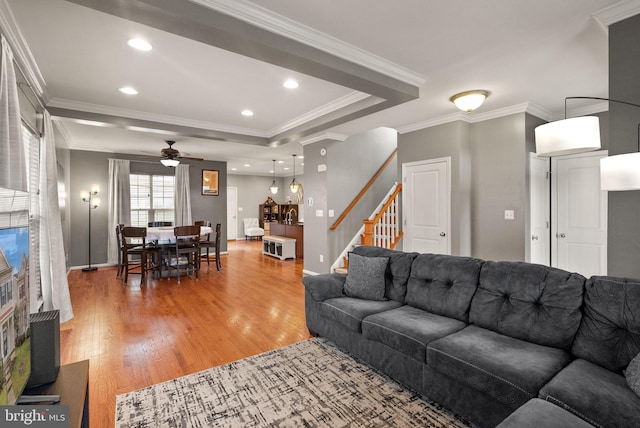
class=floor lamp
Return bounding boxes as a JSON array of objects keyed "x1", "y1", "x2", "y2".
[{"x1": 81, "y1": 185, "x2": 100, "y2": 272}]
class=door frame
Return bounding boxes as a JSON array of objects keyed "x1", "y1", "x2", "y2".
[
  {"x1": 401, "y1": 157, "x2": 451, "y2": 254},
  {"x1": 227, "y1": 186, "x2": 238, "y2": 241}
]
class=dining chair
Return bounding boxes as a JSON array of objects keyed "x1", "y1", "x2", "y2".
[
  {"x1": 121, "y1": 226, "x2": 161, "y2": 284},
  {"x1": 195, "y1": 221, "x2": 216, "y2": 268},
  {"x1": 115, "y1": 224, "x2": 125, "y2": 278},
  {"x1": 214, "y1": 223, "x2": 222, "y2": 271},
  {"x1": 167, "y1": 225, "x2": 201, "y2": 284}
]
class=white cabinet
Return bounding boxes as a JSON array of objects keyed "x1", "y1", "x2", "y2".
[{"x1": 263, "y1": 236, "x2": 296, "y2": 260}]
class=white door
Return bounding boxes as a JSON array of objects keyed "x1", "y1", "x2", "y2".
[
  {"x1": 552, "y1": 151, "x2": 607, "y2": 277},
  {"x1": 402, "y1": 157, "x2": 451, "y2": 254},
  {"x1": 529, "y1": 154, "x2": 550, "y2": 265},
  {"x1": 227, "y1": 187, "x2": 238, "y2": 241}
]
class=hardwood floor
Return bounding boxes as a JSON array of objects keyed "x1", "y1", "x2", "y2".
[{"x1": 61, "y1": 239, "x2": 311, "y2": 427}]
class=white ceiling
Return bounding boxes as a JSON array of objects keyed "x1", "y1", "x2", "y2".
[{"x1": 3, "y1": 0, "x2": 639, "y2": 176}]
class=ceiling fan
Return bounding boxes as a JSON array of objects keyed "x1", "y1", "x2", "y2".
[{"x1": 160, "y1": 140, "x2": 203, "y2": 167}]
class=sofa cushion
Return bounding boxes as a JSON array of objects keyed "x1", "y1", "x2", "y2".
[
  {"x1": 302, "y1": 273, "x2": 346, "y2": 302},
  {"x1": 352, "y1": 246, "x2": 418, "y2": 303},
  {"x1": 540, "y1": 358, "x2": 640, "y2": 428},
  {"x1": 469, "y1": 261, "x2": 585, "y2": 350},
  {"x1": 319, "y1": 297, "x2": 403, "y2": 333},
  {"x1": 344, "y1": 253, "x2": 389, "y2": 301},
  {"x1": 496, "y1": 398, "x2": 595, "y2": 428},
  {"x1": 405, "y1": 254, "x2": 484, "y2": 323},
  {"x1": 427, "y1": 325, "x2": 571, "y2": 409},
  {"x1": 362, "y1": 305, "x2": 467, "y2": 363},
  {"x1": 626, "y1": 352, "x2": 640, "y2": 397},
  {"x1": 571, "y1": 276, "x2": 640, "y2": 373}
]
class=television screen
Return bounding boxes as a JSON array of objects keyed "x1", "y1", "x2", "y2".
[{"x1": 0, "y1": 226, "x2": 31, "y2": 405}]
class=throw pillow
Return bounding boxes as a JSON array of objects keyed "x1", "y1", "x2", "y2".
[
  {"x1": 344, "y1": 252, "x2": 389, "y2": 301},
  {"x1": 626, "y1": 352, "x2": 640, "y2": 397}
]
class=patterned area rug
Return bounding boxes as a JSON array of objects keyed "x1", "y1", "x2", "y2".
[{"x1": 115, "y1": 338, "x2": 470, "y2": 427}]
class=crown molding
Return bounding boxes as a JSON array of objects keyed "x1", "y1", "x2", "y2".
[
  {"x1": 0, "y1": 0, "x2": 48, "y2": 99},
  {"x1": 52, "y1": 119, "x2": 73, "y2": 150},
  {"x1": 268, "y1": 92, "x2": 369, "y2": 137},
  {"x1": 299, "y1": 132, "x2": 348, "y2": 146},
  {"x1": 593, "y1": 0, "x2": 640, "y2": 29},
  {"x1": 191, "y1": 0, "x2": 427, "y2": 87},
  {"x1": 47, "y1": 98, "x2": 269, "y2": 138},
  {"x1": 397, "y1": 102, "x2": 554, "y2": 134}
]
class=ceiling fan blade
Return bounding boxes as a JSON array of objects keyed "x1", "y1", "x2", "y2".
[{"x1": 179, "y1": 156, "x2": 204, "y2": 161}]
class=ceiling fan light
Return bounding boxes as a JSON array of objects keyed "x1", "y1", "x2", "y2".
[
  {"x1": 600, "y1": 152, "x2": 640, "y2": 191},
  {"x1": 161, "y1": 158, "x2": 180, "y2": 167},
  {"x1": 450, "y1": 90, "x2": 489, "y2": 112},
  {"x1": 535, "y1": 116, "x2": 601, "y2": 157}
]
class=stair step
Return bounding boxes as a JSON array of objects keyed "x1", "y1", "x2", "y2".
[{"x1": 334, "y1": 267, "x2": 348, "y2": 274}]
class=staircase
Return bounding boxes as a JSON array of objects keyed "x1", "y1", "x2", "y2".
[{"x1": 331, "y1": 183, "x2": 402, "y2": 273}]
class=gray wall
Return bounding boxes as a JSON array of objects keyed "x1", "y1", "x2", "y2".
[
  {"x1": 69, "y1": 150, "x2": 227, "y2": 268},
  {"x1": 398, "y1": 113, "x2": 538, "y2": 262},
  {"x1": 226, "y1": 174, "x2": 292, "y2": 239},
  {"x1": 608, "y1": 13, "x2": 640, "y2": 277},
  {"x1": 303, "y1": 127, "x2": 397, "y2": 274},
  {"x1": 397, "y1": 121, "x2": 472, "y2": 256}
]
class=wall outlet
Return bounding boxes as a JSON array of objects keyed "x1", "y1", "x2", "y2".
[
  {"x1": 320, "y1": 255, "x2": 324, "y2": 263},
  {"x1": 504, "y1": 210, "x2": 515, "y2": 220}
]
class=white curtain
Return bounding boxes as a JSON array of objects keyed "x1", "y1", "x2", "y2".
[
  {"x1": 107, "y1": 159, "x2": 130, "y2": 264},
  {"x1": 40, "y1": 111, "x2": 74, "y2": 322},
  {"x1": 0, "y1": 36, "x2": 27, "y2": 191},
  {"x1": 175, "y1": 164, "x2": 192, "y2": 226}
]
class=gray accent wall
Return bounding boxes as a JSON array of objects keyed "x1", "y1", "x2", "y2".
[
  {"x1": 69, "y1": 150, "x2": 227, "y2": 268},
  {"x1": 226, "y1": 174, "x2": 291, "y2": 239},
  {"x1": 398, "y1": 113, "x2": 538, "y2": 262},
  {"x1": 608, "y1": 13, "x2": 640, "y2": 278}
]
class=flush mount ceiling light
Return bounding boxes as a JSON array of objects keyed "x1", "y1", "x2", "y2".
[
  {"x1": 119, "y1": 86, "x2": 138, "y2": 95},
  {"x1": 449, "y1": 90, "x2": 489, "y2": 113},
  {"x1": 283, "y1": 79, "x2": 299, "y2": 89},
  {"x1": 127, "y1": 38, "x2": 152, "y2": 51},
  {"x1": 269, "y1": 160, "x2": 279, "y2": 194},
  {"x1": 289, "y1": 154, "x2": 300, "y2": 193},
  {"x1": 241, "y1": 109, "x2": 254, "y2": 117}
]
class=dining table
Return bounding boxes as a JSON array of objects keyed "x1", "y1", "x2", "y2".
[{"x1": 147, "y1": 225, "x2": 212, "y2": 243}]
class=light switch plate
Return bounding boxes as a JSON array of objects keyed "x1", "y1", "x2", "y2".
[
  {"x1": 316, "y1": 210, "x2": 323, "y2": 217},
  {"x1": 504, "y1": 210, "x2": 515, "y2": 220}
]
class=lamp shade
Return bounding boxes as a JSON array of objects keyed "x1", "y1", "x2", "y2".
[
  {"x1": 535, "y1": 116, "x2": 601, "y2": 157},
  {"x1": 600, "y1": 152, "x2": 640, "y2": 191},
  {"x1": 161, "y1": 158, "x2": 180, "y2": 167}
]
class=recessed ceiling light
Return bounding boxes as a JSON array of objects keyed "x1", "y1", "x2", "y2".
[
  {"x1": 283, "y1": 79, "x2": 299, "y2": 89},
  {"x1": 299, "y1": 156, "x2": 304, "y2": 159},
  {"x1": 127, "y1": 38, "x2": 152, "y2": 51},
  {"x1": 284, "y1": 167, "x2": 290, "y2": 171},
  {"x1": 277, "y1": 160, "x2": 284, "y2": 164},
  {"x1": 119, "y1": 86, "x2": 138, "y2": 95},
  {"x1": 244, "y1": 164, "x2": 251, "y2": 167},
  {"x1": 241, "y1": 109, "x2": 254, "y2": 117},
  {"x1": 231, "y1": 167, "x2": 237, "y2": 171}
]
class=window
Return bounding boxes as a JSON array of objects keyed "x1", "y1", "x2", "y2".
[{"x1": 130, "y1": 174, "x2": 175, "y2": 227}]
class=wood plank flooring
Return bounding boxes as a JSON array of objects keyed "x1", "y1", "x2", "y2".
[{"x1": 61, "y1": 239, "x2": 311, "y2": 427}]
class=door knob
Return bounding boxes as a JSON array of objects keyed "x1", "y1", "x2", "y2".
[
  {"x1": 531, "y1": 235, "x2": 539, "y2": 240},
  {"x1": 440, "y1": 232, "x2": 446, "y2": 237},
  {"x1": 557, "y1": 233, "x2": 566, "y2": 238}
]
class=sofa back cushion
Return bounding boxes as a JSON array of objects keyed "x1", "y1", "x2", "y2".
[
  {"x1": 571, "y1": 276, "x2": 640, "y2": 373},
  {"x1": 352, "y1": 246, "x2": 418, "y2": 303},
  {"x1": 405, "y1": 254, "x2": 484, "y2": 323},
  {"x1": 469, "y1": 261, "x2": 585, "y2": 350}
]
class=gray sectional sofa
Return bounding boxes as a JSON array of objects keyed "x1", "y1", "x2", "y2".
[{"x1": 302, "y1": 246, "x2": 640, "y2": 428}]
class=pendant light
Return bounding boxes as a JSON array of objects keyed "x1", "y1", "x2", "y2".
[
  {"x1": 269, "y1": 159, "x2": 279, "y2": 194},
  {"x1": 289, "y1": 154, "x2": 300, "y2": 193}
]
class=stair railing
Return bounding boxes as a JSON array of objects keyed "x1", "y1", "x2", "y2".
[
  {"x1": 330, "y1": 182, "x2": 402, "y2": 272},
  {"x1": 362, "y1": 183, "x2": 402, "y2": 248}
]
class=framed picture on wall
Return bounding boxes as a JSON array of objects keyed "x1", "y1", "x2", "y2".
[{"x1": 202, "y1": 169, "x2": 219, "y2": 196}]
